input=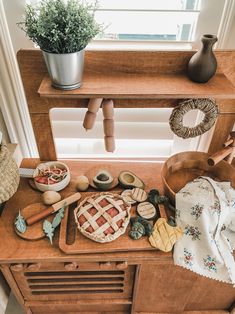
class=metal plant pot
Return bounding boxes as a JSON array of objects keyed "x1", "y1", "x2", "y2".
[{"x1": 42, "y1": 50, "x2": 85, "y2": 90}]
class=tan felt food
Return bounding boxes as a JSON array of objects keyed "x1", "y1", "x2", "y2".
[
  {"x1": 74, "y1": 193, "x2": 131, "y2": 243},
  {"x1": 137, "y1": 201, "x2": 157, "y2": 220},
  {"x1": 121, "y1": 189, "x2": 136, "y2": 205},
  {"x1": 149, "y1": 218, "x2": 183, "y2": 252},
  {"x1": 131, "y1": 188, "x2": 148, "y2": 202}
]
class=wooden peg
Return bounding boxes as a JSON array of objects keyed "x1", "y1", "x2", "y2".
[
  {"x1": 102, "y1": 99, "x2": 115, "y2": 152},
  {"x1": 11, "y1": 264, "x2": 26, "y2": 272},
  {"x1": 103, "y1": 119, "x2": 114, "y2": 137},
  {"x1": 88, "y1": 98, "x2": 103, "y2": 113},
  {"x1": 64, "y1": 262, "x2": 79, "y2": 271},
  {"x1": 27, "y1": 263, "x2": 41, "y2": 271},
  {"x1": 116, "y1": 261, "x2": 128, "y2": 270},
  {"x1": 99, "y1": 261, "x2": 112, "y2": 269},
  {"x1": 104, "y1": 136, "x2": 115, "y2": 152},
  {"x1": 83, "y1": 98, "x2": 103, "y2": 130},
  {"x1": 83, "y1": 111, "x2": 97, "y2": 130},
  {"x1": 102, "y1": 99, "x2": 114, "y2": 118}
]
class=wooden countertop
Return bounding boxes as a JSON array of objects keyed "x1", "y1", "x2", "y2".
[{"x1": 0, "y1": 159, "x2": 172, "y2": 264}]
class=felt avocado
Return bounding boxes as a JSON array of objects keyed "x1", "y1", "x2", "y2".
[
  {"x1": 118, "y1": 171, "x2": 145, "y2": 189},
  {"x1": 93, "y1": 170, "x2": 114, "y2": 190}
]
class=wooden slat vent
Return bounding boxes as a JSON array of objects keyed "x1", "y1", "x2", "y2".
[{"x1": 24, "y1": 270, "x2": 125, "y2": 296}]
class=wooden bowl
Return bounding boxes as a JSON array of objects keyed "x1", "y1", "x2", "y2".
[{"x1": 161, "y1": 151, "x2": 235, "y2": 204}]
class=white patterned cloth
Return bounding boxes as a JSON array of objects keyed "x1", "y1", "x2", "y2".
[{"x1": 173, "y1": 176, "x2": 235, "y2": 286}]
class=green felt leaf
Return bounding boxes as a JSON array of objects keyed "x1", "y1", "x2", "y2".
[
  {"x1": 15, "y1": 211, "x2": 27, "y2": 234},
  {"x1": 43, "y1": 220, "x2": 54, "y2": 245},
  {"x1": 52, "y1": 204, "x2": 66, "y2": 229}
]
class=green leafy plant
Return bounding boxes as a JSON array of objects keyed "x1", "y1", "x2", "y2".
[{"x1": 18, "y1": 0, "x2": 102, "y2": 53}]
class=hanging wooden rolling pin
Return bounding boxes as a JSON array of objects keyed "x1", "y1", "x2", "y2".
[
  {"x1": 102, "y1": 99, "x2": 115, "y2": 152},
  {"x1": 83, "y1": 98, "x2": 103, "y2": 130}
]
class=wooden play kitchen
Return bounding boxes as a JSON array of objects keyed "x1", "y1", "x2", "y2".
[{"x1": 0, "y1": 50, "x2": 235, "y2": 314}]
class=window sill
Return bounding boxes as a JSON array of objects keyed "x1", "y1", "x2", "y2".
[{"x1": 86, "y1": 40, "x2": 193, "y2": 51}]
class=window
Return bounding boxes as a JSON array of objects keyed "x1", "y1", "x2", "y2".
[
  {"x1": 93, "y1": 0, "x2": 200, "y2": 43},
  {"x1": 50, "y1": 107, "x2": 204, "y2": 160}
]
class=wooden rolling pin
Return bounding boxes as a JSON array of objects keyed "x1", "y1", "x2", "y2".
[{"x1": 26, "y1": 192, "x2": 81, "y2": 226}]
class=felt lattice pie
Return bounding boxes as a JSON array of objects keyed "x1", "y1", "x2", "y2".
[{"x1": 74, "y1": 193, "x2": 131, "y2": 243}]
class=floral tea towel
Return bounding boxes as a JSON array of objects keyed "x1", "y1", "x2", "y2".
[{"x1": 173, "y1": 176, "x2": 235, "y2": 286}]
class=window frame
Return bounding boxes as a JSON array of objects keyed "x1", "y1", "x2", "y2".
[{"x1": 1, "y1": 0, "x2": 234, "y2": 158}]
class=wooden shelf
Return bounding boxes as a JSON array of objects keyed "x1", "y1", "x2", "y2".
[{"x1": 38, "y1": 72, "x2": 235, "y2": 99}]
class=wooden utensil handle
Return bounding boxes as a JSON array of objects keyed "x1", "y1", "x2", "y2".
[
  {"x1": 223, "y1": 138, "x2": 233, "y2": 147},
  {"x1": 208, "y1": 146, "x2": 233, "y2": 166},
  {"x1": 52, "y1": 192, "x2": 81, "y2": 212},
  {"x1": 26, "y1": 192, "x2": 81, "y2": 226},
  {"x1": 26, "y1": 207, "x2": 53, "y2": 226}
]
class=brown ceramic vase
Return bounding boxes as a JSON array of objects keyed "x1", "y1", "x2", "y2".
[{"x1": 187, "y1": 34, "x2": 218, "y2": 83}]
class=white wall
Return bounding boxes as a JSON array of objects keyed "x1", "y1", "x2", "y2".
[
  {"x1": 1, "y1": 0, "x2": 32, "y2": 144},
  {"x1": 226, "y1": 14, "x2": 235, "y2": 48},
  {"x1": 3, "y1": 0, "x2": 33, "y2": 53}
]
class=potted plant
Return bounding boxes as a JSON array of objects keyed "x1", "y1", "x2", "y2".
[{"x1": 18, "y1": 0, "x2": 101, "y2": 90}]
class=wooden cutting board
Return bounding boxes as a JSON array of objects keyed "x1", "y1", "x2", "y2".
[{"x1": 58, "y1": 192, "x2": 166, "y2": 254}]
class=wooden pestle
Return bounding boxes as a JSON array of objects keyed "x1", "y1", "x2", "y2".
[
  {"x1": 83, "y1": 98, "x2": 103, "y2": 130},
  {"x1": 102, "y1": 99, "x2": 115, "y2": 152},
  {"x1": 26, "y1": 192, "x2": 81, "y2": 226}
]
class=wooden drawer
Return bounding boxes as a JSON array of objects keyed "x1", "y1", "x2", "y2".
[{"x1": 10, "y1": 262, "x2": 135, "y2": 302}]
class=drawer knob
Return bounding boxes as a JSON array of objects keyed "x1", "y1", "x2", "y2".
[
  {"x1": 99, "y1": 262, "x2": 112, "y2": 269},
  {"x1": 27, "y1": 263, "x2": 41, "y2": 271},
  {"x1": 11, "y1": 264, "x2": 26, "y2": 272},
  {"x1": 64, "y1": 262, "x2": 79, "y2": 271},
  {"x1": 116, "y1": 261, "x2": 128, "y2": 270}
]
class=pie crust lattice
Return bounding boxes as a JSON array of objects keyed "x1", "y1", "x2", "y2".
[{"x1": 74, "y1": 193, "x2": 131, "y2": 243}]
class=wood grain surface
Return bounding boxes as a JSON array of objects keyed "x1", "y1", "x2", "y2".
[
  {"x1": 12, "y1": 49, "x2": 235, "y2": 313},
  {"x1": 17, "y1": 49, "x2": 235, "y2": 161},
  {"x1": 15, "y1": 203, "x2": 49, "y2": 241},
  {"x1": 38, "y1": 73, "x2": 235, "y2": 99},
  {"x1": 0, "y1": 158, "x2": 171, "y2": 263}
]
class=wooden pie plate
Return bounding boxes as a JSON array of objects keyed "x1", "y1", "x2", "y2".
[
  {"x1": 85, "y1": 165, "x2": 119, "y2": 190},
  {"x1": 15, "y1": 203, "x2": 53, "y2": 241}
]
